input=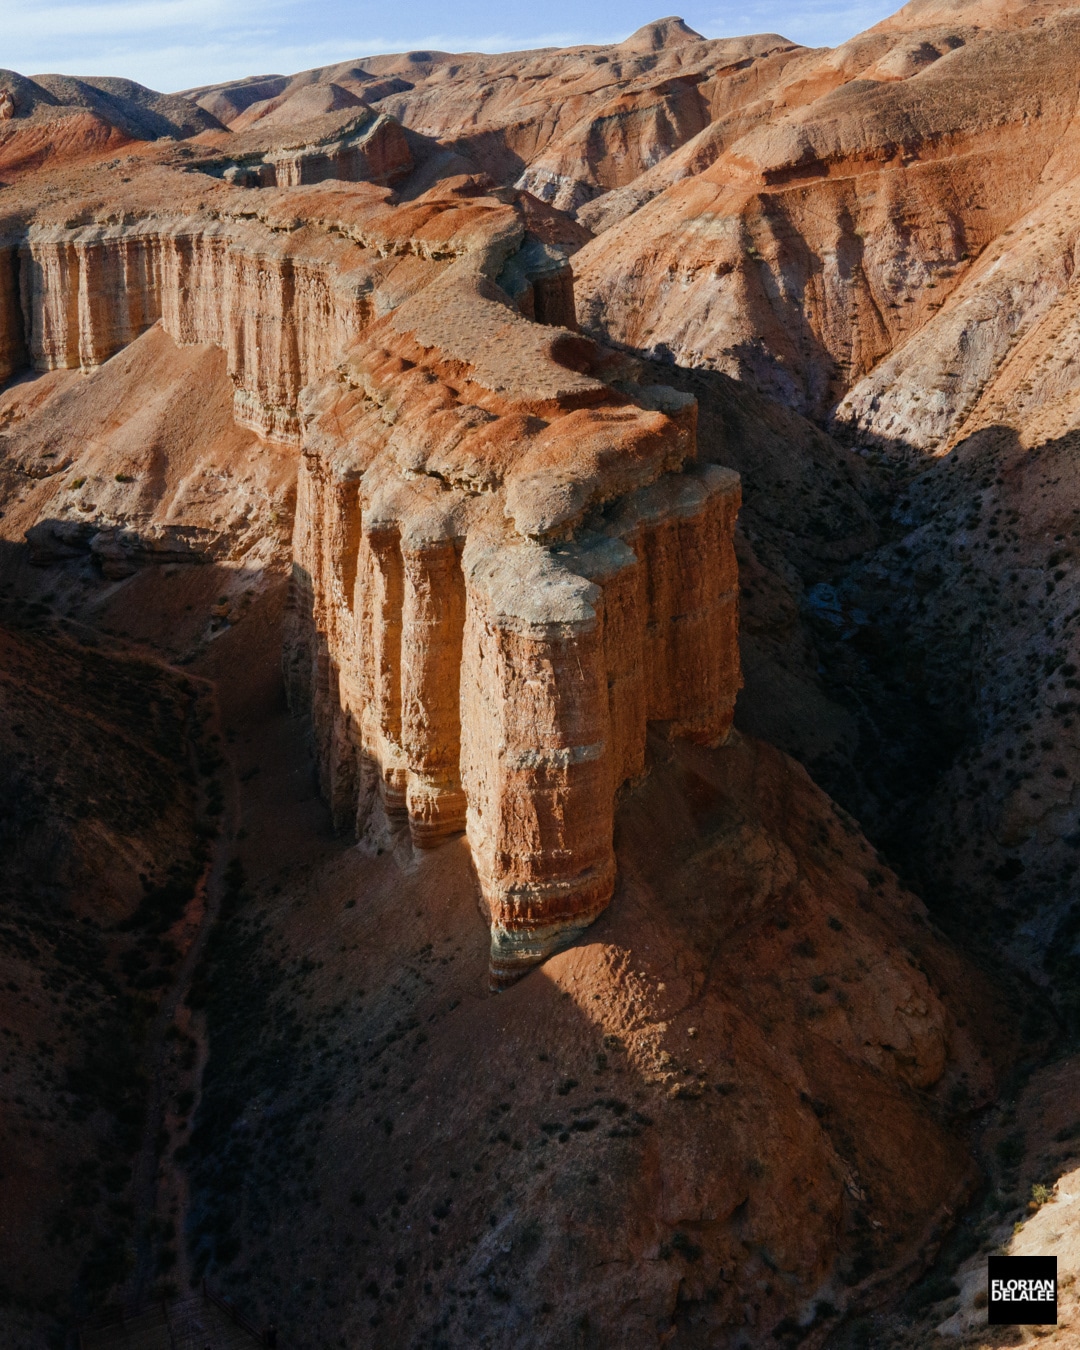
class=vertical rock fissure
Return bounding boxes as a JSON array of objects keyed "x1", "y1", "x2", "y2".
[{"x1": 367, "y1": 524, "x2": 408, "y2": 819}]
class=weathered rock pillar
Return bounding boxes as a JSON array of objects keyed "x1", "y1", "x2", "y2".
[
  {"x1": 401, "y1": 537, "x2": 468, "y2": 846},
  {"x1": 554, "y1": 534, "x2": 647, "y2": 793},
  {"x1": 462, "y1": 542, "x2": 617, "y2": 988},
  {"x1": 23, "y1": 236, "x2": 81, "y2": 370},
  {"x1": 0, "y1": 244, "x2": 25, "y2": 382},
  {"x1": 365, "y1": 524, "x2": 409, "y2": 819},
  {"x1": 615, "y1": 464, "x2": 743, "y2": 746}
]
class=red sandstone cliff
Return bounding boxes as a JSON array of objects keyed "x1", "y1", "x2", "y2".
[
  {"x1": 568, "y1": 0, "x2": 1080, "y2": 434},
  {"x1": 0, "y1": 134, "x2": 742, "y2": 984},
  {"x1": 8, "y1": 7, "x2": 1080, "y2": 1344}
]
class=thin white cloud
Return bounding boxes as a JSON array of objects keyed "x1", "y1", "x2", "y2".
[
  {"x1": 5, "y1": 0, "x2": 273, "y2": 40},
  {"x1": 4, "y1": 0, "x2": 896, "y2": 91}
]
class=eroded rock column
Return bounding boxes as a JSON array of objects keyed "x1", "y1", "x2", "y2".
[
  {"x1": 22, "y1": 236, "x2": 81, "y2": 370},
  {"x1": 364, "y1": 523, "x2": 409, "y2": 820},
  {"x1": 401, "y1": 536, "x2": 468, "y2": 846},
  {"x1": 462, "y1": 542, "x2": 617, "y2": 987},
  {"x1": 555, "y1": 534, "x2": 647, "y2": 793},
  {"x1": 615, "y1": 464, "x2": 743, "y2": 745}
]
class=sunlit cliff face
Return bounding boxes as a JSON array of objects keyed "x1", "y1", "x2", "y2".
[{"x1": 8, "y1": 6, "x2": 1080, "y2": 1343}]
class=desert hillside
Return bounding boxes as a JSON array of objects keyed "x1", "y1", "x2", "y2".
[{"x1": 3, "y1": 4, "x2": 1080, "y2": 1347}]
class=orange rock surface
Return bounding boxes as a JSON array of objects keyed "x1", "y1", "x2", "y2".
[
  {"x1": 0, "y1": 109, "x2": 741, "y2": 982},
  {"x1": 184, "y1": 20, "x2": 805, "y2": 214},
  {"x1": 564, "y1": 0, "x2": 1080, "y2": 433},
  {"x1": 0, "y1": 313, "x2": 1009, "y2": 1346},
  {"x1": 11, "y1": 5, "x2": 1080, "y2": 1341}
]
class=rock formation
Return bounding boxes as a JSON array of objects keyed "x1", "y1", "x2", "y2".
[
  {"x1": 183, "y1": 22, "x2": 806, "y2": 214},
  {"x1": 0, "y1": 155, "x2": 740, "y2": 984},
  {"x1": 203, "y1": 107, "x2": 414, "y2": 190},
  {"x1": 567, "y1": 0, "x2": 1080, "y2": 427},
  {"x1": 0, "y1": 68, "x2": 223, "y2": 179},
  {"x1": 177, "y1": 0, "x2": 1080, "y2": 446},
  {"x1": 14, "y1": 6, "x2": 1080, "y2": 1342},
  {"x1": 279, "y1": 209, "x2": 740, "y2": 984}
]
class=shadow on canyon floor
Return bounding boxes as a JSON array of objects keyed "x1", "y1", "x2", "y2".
[
  {"x1": 0, "y1": 522, "x2": 1032, "y2": 1350},
  {"x1": 0, "y1": 534, "x2": 291, "y2": 1346},
  {"x1": 2, "y1": 354, "x2": 1075, "y2": 1350},
  {"x1": 176, "y1": 711, "x2": 1023, "y2": 1350},
  {"x1": 633, "y1": 360, "x2": 1080, "y2": 1021}
]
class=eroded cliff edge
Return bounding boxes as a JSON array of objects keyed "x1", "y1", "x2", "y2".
[
  {"x1": 0, "y1": 44, "x2": 1037, "y2": 1345},
  {"x1": 0, "y1": 168, "x2": 741, "y2": 983}
]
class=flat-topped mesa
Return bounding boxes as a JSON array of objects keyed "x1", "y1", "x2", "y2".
[
  {"x1": 0, "y1": 175, "x2": 740, "y2": 983},
  {"x1": 289, "y1": 280, "x2": 741, "y2": 984}
]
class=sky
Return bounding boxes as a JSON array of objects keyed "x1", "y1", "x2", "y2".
[{"x1": 3, "y1": 0, "x2": 901, "y2": 93}]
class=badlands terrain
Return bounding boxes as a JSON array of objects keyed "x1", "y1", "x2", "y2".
[{"x1": 4, "y1": 0, "x2": 1080, "y2": 1346}]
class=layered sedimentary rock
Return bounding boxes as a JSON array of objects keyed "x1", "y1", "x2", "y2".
[
  {"x1": 0, "y1": 68, "x2": 223, "y2": 182},
  {"x1": 268, "y1": 113, "x2": 411, "y2": 188},
  {"x1": 570, "y1": 0, "x2": 1080, "y2": 424},
  {"x1": 161, "y1": 0, "x2": 1080, "y2": 452},
  {"x1": 8, "y1": 17, "x2": 1070, "y2": 1344},
  {"x1": 184, "y1": 22, "x2": 806, "y2": 215},
  {"x1": 16, "y1": 216, "x2": 377, "y2": 439},
  {"x1": 0, "y1": 168, "x2": 740, "y2": 982},
  {"x1": 286, "y1": 277, "x2": 741, "y2": 982},
  {"x1": 212, "y1": 108, "x2": 413, "y2": 190}
]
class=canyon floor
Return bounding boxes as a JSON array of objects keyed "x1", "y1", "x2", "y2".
[{"x1": 6, "y1": 1, "x2": 1080, "y2": 1346}]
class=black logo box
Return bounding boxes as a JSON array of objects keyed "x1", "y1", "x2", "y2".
[{"x1": 987, "y1": 1255, "x2": 1058, "y2": 1326}]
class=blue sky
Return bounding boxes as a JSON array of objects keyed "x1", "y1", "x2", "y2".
[{"x1": 5, "y1": 0, "x2": 900, "y2": 93}]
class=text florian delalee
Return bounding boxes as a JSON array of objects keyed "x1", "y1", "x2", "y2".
[{"x1": 991, "y1": 1278, "x2": 1056, "y2": 1301}]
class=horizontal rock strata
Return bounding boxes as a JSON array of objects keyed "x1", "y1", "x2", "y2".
[
  {"x1": 0, "y1": 178, "x2": 741, "y2": 981},
  {"x1": 217, "y1": 110, "x2": 413, "y2": 190},
  {"x1": 16, "y1": 216, "x2": 373, "y2": 440}
]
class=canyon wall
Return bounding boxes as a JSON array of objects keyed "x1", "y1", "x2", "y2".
[
  {"x1": 282, "y1": 245, "x2": 741, "y2": 982},
  {"x1": 0, "y1": 179, "x2": 741, "y2": 982},
  {"x1": 16, "y1": 217, "x2": 375, "y2": 441},
  {"x1": 289, "y1": 413, "x2": 739, "y2": 983}
]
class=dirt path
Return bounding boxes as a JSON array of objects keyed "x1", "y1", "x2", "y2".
[{"x1": 122, "y1": 663, "x2": 240, "y2": 1309}]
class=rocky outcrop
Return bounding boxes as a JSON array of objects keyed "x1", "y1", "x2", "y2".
[
  {"x1": 185, "y1": 26, "x2": 806, "y2": 215},
  {"x1": 213, "y1": 109, "x2": 413, "y2": 190},
  {"x1": 269, "y1": 112, "x2": 411, "y2": 188},
  {"x1": 572, "y1": 3, "x2": 1080, "y2": 421},
  {"x1": 25, "y1": 517, "x2": 226, "y2": 575},
  {"x1": 8, "y1": 19, "x2": 1065, "y2": 1344},
  {"x1": 0, "y1": 175, "x2": 741, "y2": 983},
  {"x1": 286, "y1": 285, "x2": 740, "y2": 983},
  {"x1": 17, "y1": 215, "x2": 373, "y2": 440},
  {"x1": 166, "y1": 1, "x2": 1080, "y2": 441}
]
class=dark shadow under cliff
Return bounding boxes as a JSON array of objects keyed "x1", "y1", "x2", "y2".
[{"x1": 633, "y1": 360, "x2": 1078, "y2": 1035}]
